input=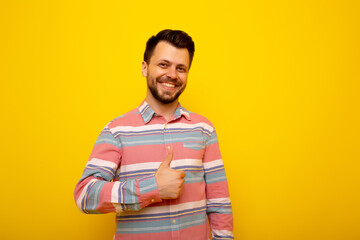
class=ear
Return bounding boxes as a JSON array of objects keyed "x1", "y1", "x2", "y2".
[{"x1": 142, "y1": 61, "x2": 148, "y2": 77}]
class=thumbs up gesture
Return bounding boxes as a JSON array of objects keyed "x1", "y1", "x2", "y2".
[{"x1": 155, "y1": 146, "x2": 186, "y2": 199}]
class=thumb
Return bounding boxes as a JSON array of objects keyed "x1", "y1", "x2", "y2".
[{"x1": 161, "y1": 146, "x2": 173, "y2": 167}]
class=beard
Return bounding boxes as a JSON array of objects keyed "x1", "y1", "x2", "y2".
[{"x1": 147, "y1": 75, "x2": 186, "y2": 104}]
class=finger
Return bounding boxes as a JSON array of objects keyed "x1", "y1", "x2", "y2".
[
  {"x1": 160, "y1": 146, "x2": 174, "y2": 167},
  {"x1": 178, "y1": 170, "x2": 186, "y2": 178}
]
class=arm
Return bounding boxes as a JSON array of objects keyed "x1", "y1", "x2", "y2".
[
  {"x1": 74, "y1": 125, "x2": 162, "y2": 214},
  {"x1": 203, "y1": 129, "x2": 234, "y2": 239}
]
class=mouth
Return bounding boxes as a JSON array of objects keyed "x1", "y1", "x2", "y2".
[
  {"x1": 157, "y1": 79, "x2": 180, "y2": 91},
  {"x1": 160, "y1": 82, "x2": 176, "y2": 88}
]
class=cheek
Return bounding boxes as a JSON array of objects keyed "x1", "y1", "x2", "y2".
[
  {"x1": 153, "y1": 70, "x2": 167, "y2": 80},
  {"x1": 179, "y1": 75, "x2": 188, "y2": 85}
]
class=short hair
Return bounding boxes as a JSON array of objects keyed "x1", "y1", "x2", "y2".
[{"x1": 144, "y1": 29, "x2": 195, "y2": 68}]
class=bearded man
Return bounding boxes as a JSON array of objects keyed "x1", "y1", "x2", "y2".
[{"x1": 74, "y1": 29, "x2": 233, "y2": 240}]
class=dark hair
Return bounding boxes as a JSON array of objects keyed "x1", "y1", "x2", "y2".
[{"x1": 144, "y1": 29, "x2": 195, "y2": 68}]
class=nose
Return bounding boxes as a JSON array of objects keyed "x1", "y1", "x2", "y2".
[{"x1": 166, "y1": 66, "x2": 177, "y2": 79}]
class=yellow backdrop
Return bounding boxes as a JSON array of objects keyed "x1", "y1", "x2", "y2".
[{"x1": 1, "y1": 0, "x2": 359, "y2": 239}]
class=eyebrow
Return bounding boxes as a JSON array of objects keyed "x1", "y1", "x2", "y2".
[{"x1": 158, "y1": 59, "x2": 188, "y2": 69}]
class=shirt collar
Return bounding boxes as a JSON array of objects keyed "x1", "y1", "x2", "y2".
[{"x1": 138, "y1": 101, "x2": 191, "y2": 124}]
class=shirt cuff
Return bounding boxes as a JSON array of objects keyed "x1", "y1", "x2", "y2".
[{"x1": 137, "y1": 174, "x2": 162, "y2": 208}]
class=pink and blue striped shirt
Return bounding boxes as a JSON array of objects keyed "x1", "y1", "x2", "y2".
[{"x1": 74, "y1": 101, "x2": 233, "y2": 240}]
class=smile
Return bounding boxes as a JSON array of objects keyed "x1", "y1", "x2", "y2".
[{"x1": 161, "y1": 82, "x2": 176, "y2": 88}]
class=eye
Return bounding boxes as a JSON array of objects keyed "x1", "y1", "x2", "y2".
[
  {"x1": 177, "y1": 67, "x2": 187, "y2": 72},
  {"x1": 159, "y1": 63, "x2": 167, "y2": 68}
]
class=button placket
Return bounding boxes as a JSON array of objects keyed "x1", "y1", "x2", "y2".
[
  {"x1": 163, "y1": 122, "x2": 180, "y2": 239},
  {"x1": 163, "y1": 122, "x2": 170, "y2": 150},
  {"x1": 169, "y1": 199, "x2": 180, "y2": 240}
]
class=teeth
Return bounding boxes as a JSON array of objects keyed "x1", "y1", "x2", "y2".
[{"x1": 162, "y1": 83, "x2": 175, "y2": 88}]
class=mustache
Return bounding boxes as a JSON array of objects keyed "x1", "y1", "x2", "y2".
[{"x1": 157, "y1": 77, "x2": 181, "y2": 85}]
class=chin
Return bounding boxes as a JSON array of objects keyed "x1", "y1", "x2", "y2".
[{"x1": 157, "y1": 97, "x2": 177, "y2": 104}]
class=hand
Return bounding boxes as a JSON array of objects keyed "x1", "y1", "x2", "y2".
[{"x1": 155, "y1": 146, "x2": 186, "y2": 199}]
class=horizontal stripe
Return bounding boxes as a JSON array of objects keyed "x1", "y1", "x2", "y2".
[
  {"x1": 213, "y1": 236, "x2": 234, "y2": 240},
  {"x1": 117, "y1": 167, "x2": 203, "y2": 179},
  {"x1": 116, "y1": 216, "x2": 207, "y2": 234},
  {"x1": 212, "y1": 230, "x2": 234, "y2": 238},
  {"x1": 81, "y1": 169, "x2": 114, "y2": 182},
  {"x1": 119, "y1": 159, "x2": 202, "y2": 172},
  {"x1": 117, "y1": 172, "x2": 204, "y2": 185},
  {"x1": 85, "y1": 165, "x2": 115, "y2": 177},
  {"x1": 117, "y1": 206, "x2": 206, "y2": 222},
  {"x1": 112, "y1": 122, "x2": 213, "y2": 136},
  {"x1": 88, "y1": 158, "x2": 118, "y2": 169},
  {"x1": 138, "y1": 177, "x2": 157, "y2": 194},
  {"x1": 115, "y1": 127, "x2": 209, "y2": 137},
  {"x1": 117, "y1": 199, "x2": 206, "y2": 216},
  {"x1": 207, "y1": 197, "x2": 231, "y2": 204},
  {"x1": 205, "y1": 172, "x2": 227, "y2": 184},
  {"x1": 207, "y1": 202, "x2": 232, "y2": 207},
  {"x1": 95, "y1": 134, "x2": 121, "y2": 147},
  {"x1": 74, "y1": 101, "x2": 233, "y2": 239},
  {"x1": 118, "y1": 136, "x2": 203, "y2": 147},
  {"x1": 207, "y1": 135, "x2": 218, "y2": 145},
  {"x1": 183, "y1": 141, "x2": 205, "y2": 150},
  {"x1": 207, "y1": 208, "x2": 232, "y2": 215},
  {"x1": 204, "y1": 165, "x2": 225, "y2": 174},
  {"x1": 203, "y1": 159, "x2": 223, "y2": 170}
]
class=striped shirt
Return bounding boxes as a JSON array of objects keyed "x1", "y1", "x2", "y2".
[{"x1": 74, "y1": 101, "x2": 233, "y2": 240}]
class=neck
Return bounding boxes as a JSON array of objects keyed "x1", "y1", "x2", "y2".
[{"x1": 145, "y1": 94, "x2": 178, "y2": 122}]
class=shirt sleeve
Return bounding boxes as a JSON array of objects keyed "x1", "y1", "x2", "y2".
[
  {"x1": 203, "y1": 128, "x2": 234, "y2": 239},
  {"x1": 74, "y1": 125, "x2": 162, "y2": 214}
]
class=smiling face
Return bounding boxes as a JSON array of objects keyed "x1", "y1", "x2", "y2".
[{"x1": 142, "y1": 41, "x2": 190, "y2": 105}]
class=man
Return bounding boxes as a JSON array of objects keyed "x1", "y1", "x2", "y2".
[{"x1": 74, "y1": 29, "x2": 233, "y2": 240}]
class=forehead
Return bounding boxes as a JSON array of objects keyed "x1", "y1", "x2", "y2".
[{"x1": 150, "y1": 41, "x2": 190, "y2": 67}]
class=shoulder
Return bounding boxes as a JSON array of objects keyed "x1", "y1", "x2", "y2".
[
  {"x1": 188, "y1": 112, "x2": 214, "y2": 126},
  {"x1": 106, "y1": 108, "x2": 142, "y2": 129},
  {"x1": 185, "y1": 110, "x2": 216, "y2": 135},
  {"x1": 180, "y1": 104, "x2": 213, "y2": 126}
]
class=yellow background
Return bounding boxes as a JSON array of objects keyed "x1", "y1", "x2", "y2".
[{"x1": 1, "y1": 0, "x2": 359, "y2": 239}]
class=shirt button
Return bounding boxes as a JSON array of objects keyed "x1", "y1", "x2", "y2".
[
  {"x1": 172, "y1": 220, "x2": 176, "y2": 224},
  {"x1": 151, "y1": 199, "x2": 155, "y2": 202},
  {"x1": 164, "y1": 123, "x2": 168, "y2": 128}
]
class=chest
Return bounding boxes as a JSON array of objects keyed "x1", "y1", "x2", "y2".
[{"x1": 114, "y1": 122, "x2": 208, "y2": 180}]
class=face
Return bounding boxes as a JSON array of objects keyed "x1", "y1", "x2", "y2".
[{"x1": 142, "y1": 41, "x2": 190, "y2": 104}]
